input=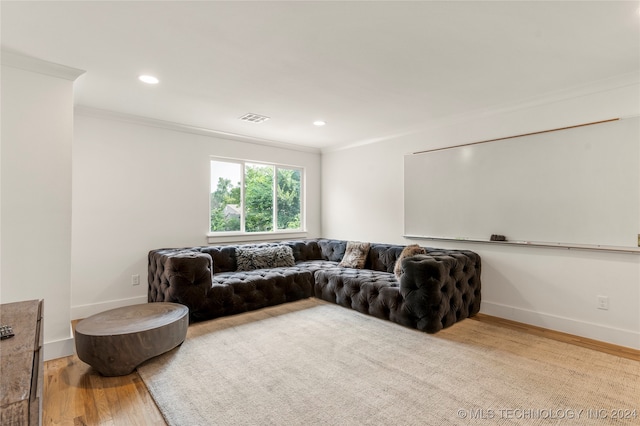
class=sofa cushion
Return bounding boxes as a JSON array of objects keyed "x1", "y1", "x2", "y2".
[
  {"x1": 339, "y1": 241, "x2": 371, "y2": 269},
  {"x1": 236, "y1": 245, "x2": 295, "y2": 271},
  {"x1": 201, "y1": 267, "x2": 315, "y2": 321},
  {"x1": 148, "y1": 250, "x2": 213, "y2": 307},
  {"x1": 367, "y1": 244, "x2": 405, "y2": 272},
  {"x1": 295, "y1": 260, "x2": 341, "y2": 271},
  {"x1": 317, "y1": 239, "x2": 347, "y2": 262},
  {"x1": 400, "y1": 252, "x2": 482, "y2": 333},
  {"x1": 313, "y1": 268, "x2": 414, "y2": 328},
  {"x1": 284, "y1": 240, "x2": 323, "y2": 262},
  {"x1": 200, "y1": 246, "x2": 238, "y2": 274}
]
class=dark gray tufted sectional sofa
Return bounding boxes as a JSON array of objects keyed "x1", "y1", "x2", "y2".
[{"x1": 148, "y1": 239, "x2": 481, "y2": 333}]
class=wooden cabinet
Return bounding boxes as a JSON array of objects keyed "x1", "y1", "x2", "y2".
[{"x1": 0, "y1": 300, "x2": 44, "y2": 426}]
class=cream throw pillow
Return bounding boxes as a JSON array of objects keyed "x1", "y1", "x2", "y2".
[{"x1": 338, "y1": 241, "x2": 371, "y2": 269}]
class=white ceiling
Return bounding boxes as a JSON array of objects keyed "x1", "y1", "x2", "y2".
[{"x1": 1, "y1": 1, "x2": 639, "y2": 150}]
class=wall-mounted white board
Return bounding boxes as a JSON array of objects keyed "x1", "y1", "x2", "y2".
[{"x1": 404, "y1": 117, "x2": 640, "y2": 249}]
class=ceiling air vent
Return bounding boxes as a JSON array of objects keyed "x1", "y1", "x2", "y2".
[{"x1": 239, "y1": 113, "x2": 270, "y2": 123}]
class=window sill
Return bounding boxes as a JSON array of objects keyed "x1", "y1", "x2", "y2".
[{"x1": 206, "y1": 230, "x2": 308, "y2": 245}]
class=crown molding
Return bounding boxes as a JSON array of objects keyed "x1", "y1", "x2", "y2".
[
  {"x1": 74, "y1": 106, "x2": 321, "y2": 155},
  {"x1": 459, "y1": 71, "x2": 640, "y2": 123},
  {"x1": 323, "y1": 71, "x2": 640, "y2": 154},
  {"x1": 1, "y1": 50, "x2": 85, "y2": 81}
]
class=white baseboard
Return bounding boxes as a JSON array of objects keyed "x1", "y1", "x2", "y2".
[
  {"x1": 481, "y1": 301, "x2": 640, "y2": 350},
  {"x1": 45, "y1": 299, "x2": 640, "y2": 361},
  {"x1": 44, "y1": 336, "x2": 75, "y2": 361},
  {"x1": 71, "y1": 296, "x2": 148, "y2": 320}
]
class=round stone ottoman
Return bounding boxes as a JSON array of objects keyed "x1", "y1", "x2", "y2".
[{"x1": 75, "y1": 302, "x2": 189, "y2": 376}]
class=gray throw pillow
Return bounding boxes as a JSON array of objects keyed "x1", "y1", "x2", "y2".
[{"x1": 236, "y1": 245, "x2": 296, "y2": 271}]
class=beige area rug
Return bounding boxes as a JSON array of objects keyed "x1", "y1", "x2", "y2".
[{"x1": 137, "y1": 298, "x2": 639, "y2": 425}]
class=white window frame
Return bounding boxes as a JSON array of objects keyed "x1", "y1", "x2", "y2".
[{"x1": 207, "y1": 157, "x2": 307, "y2": 244}]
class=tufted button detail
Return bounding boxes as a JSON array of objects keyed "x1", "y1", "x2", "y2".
[{"x1": 148, "y1": 240, "x2": 481, "y2": 332}]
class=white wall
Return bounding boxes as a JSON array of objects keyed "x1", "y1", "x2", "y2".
[
  {"x1": 71, "y1": 111, "x2": 322, "y2": 319},
  {"x1": 3, "y1": 50, "x2": 636, "y2": 361},
  {"x1": 1, "y1": 53, "x2": 84, "y2": 360},
  {"x1": 322, "y1": 76, "x2": 640, "y2": 349}
]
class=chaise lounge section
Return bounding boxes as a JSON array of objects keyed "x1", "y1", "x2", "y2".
[{"x1": 148, "y1": 239, "x2": 481, "y2": 333}]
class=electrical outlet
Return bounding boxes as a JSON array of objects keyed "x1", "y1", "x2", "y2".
[
  {"x1": 597, "y1": 295, "x2": 609, "y2": 310},
  {"x1": 132, "y1": 274, "x2": 140, "y2": 286}
]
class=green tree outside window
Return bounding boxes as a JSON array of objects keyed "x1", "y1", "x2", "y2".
[{"x1": 210, "y1": 160, "x2": 302, "y2": 233}]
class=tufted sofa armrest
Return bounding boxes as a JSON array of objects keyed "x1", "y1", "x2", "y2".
[
  {"x1": 148, "y1": 249, "x2": 213, "y2": 315},
  {"x1": 400, "y1": 251, "x2": 481, "y2": 333}
]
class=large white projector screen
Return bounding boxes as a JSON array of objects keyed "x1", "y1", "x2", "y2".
[{"x1": 404, "y1": 117, "x2": 639, "y2": 249}]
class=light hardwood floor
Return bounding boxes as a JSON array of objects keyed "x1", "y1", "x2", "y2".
[
  {"x1": 473, "y1": 314, "x2": 640, "y2": 362},
  {"x1": 43, "y1": 314, "x2": 639, "y2": 425},
  {"x1": 43, "y1": 354, "x2": 166, "y2": 425}
]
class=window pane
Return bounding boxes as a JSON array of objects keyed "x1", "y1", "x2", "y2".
[
  {"x1": 277, "y1": 168, "x2": 301, "y2": 230},
  {"x1": 245, "y1": 163, "x2": 274, "y2": 232},
  {"x1": 210, "y1": 160, "x2": 241, "y2": 232}
]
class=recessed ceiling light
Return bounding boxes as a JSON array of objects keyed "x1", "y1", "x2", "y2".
[
  {"x1": 139, "y1": 75, "x2": 159, "y2": 84},
  {"x1": 313, "y1": 120, "x2": 326, "y2": 126}
]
